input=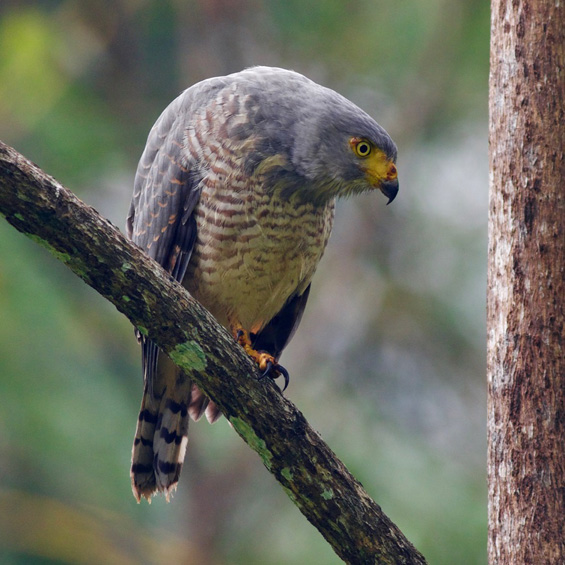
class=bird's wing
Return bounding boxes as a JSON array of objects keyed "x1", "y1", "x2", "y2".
[
  {"x1": 252, "y1": 284, "x2": 311, "y2": 360},
  {"x1": 126, "y1": 104, "x2": 201, "y2": 389}
]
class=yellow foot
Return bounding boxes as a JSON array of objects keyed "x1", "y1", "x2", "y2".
[{"x1": 232, "y1": 324, "x2": 290, "y2": 391}]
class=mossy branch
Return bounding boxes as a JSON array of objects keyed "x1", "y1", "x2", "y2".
[{"x1": 0, "y1": 140, "x2": 426, "y2": 565}]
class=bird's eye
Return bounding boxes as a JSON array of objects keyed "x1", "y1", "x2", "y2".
[{"x1": 351, "y1": 139, "x2": 372, "y2": 158}]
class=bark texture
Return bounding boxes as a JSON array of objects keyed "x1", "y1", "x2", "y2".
[
  {"x1": 0, "y1": 140, "x2": 427, "y2": 564},
  {"x1": 488, "y1": 1, "x2": 565, "y2": 563}
]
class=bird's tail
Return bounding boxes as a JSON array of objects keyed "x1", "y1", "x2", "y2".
[
  {"x1": 131, "y1": 352, "x2": 192, "y2": 502},
  {"x1": 131, "y1": 351, "x2": 222, "y2": 502}
]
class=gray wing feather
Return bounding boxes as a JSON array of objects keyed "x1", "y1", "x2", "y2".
[
  {"x1": 127, "y1": 106, "x2": 200, "y2": 270},
  {"x1": 126, "y1": 97, "x2": 202, "y2": 389}
]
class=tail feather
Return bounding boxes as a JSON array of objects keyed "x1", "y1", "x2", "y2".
[
  {"x1": 131, "y1": 394, "x2": 161, "y2": 500},
  {"x1": 153, "y1": 395, "x2": 190, "y2": 496},
  {"x1": 131, "y1": 353, "x2": 192, "y2": 502},
  {"x1": 131, "y1": 350, "x2": 225, "y2": 502}
]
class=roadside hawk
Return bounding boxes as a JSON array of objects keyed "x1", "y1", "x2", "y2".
[{"x1": 126, "y1": 66, "x2": 398, "y2": 502}]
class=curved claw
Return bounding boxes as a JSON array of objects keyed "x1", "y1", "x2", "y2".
[
  {"x1": 278, "y1": 364, "x2": 290, "y2": 392},
  {"x1": 257, "y1": 360, "x2": 290, "y2": 392},
  {"x1": 231, "y1": 325, "x2": 291, "y2": 392},
  {"x1": 259, "y1": 361, "x2": 273, "y2": 380}
]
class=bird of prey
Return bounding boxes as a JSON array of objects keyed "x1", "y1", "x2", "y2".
[{"x1": 126, "y1": 66, "x2": 398, "y2": 502}]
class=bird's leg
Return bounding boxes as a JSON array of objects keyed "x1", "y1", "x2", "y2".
[{"x1": 231, "y1": 323, "x2": 290, "y2": 391}]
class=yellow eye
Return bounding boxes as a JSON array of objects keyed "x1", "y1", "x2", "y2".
[{"x1": 350, "y1": 138, "x2": 372, "y2": 158}]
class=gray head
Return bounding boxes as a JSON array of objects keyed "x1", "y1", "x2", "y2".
[{"x1": 233, "y1": 67, "x2": 399, "y2": 205}]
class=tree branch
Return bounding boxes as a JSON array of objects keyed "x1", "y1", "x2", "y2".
[{"x1": 0, "y1": 140, "x2": 426, "y2": 564}]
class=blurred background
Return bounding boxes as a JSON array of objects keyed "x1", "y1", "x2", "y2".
[{"x1": 0, "y1": 1, "x2": 488, "y2": 563}]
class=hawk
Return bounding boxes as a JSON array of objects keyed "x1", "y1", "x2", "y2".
[{"x1": 126, "y1": 66, "x2": 398, "y2": 501}]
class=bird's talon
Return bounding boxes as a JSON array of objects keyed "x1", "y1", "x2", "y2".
[
  {"x1": 257, "y1": 357, "x2": 290, "y2": 392},
  {"x1": 230, "y1": 324, "x2": 291, "y2": 391},
  {"x1": 278, "y1": 365, "x2": 290, "y2": 392},
  {"x1": 260, "y1": 361, "x2": 273, "y2": 379}
]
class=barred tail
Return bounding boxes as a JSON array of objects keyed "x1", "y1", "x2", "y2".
[
  {"x1": 131, "y1": 354, "x2": 192, "y2": 502},
  {"x1": 131, "y1": 350, "x2": 224, "y2": 502}
]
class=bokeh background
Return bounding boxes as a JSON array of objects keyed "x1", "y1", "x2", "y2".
[{"x1": 0, "y1": 1, "x2": 489, "y2": 563}]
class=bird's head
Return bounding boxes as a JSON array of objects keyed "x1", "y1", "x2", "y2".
[
  {"x1": 287, "y1": 90, "x2": 399, "y2": 205},
  {"x1": 343, "y1": 134, "x2": 399, "y2": 204},
  {"x1": 241, "y1": 68, "x2": 398, "y2": 206}
]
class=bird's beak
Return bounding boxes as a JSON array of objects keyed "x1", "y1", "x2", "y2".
[{"x1": 380, "y1": 178, "x2": 399, "y2": 204}]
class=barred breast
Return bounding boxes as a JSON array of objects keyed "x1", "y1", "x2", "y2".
[
  {"x1": 180, "y1": 88, "x2": 336, "y2": 334},
  {"x1": 184, "y1": 177, "x2": 335, "y2": 333}
]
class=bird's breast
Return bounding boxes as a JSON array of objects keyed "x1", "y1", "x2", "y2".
[{"x1": 184, "y1": 174, "x2": 335, "y2": 333}]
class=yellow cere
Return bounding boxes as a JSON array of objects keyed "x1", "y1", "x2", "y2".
[{"x1": 349, "y1": 137, "x2": 397, "y2": 185}]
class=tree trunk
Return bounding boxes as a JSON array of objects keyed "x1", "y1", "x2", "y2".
[{"x1": 488, "y1": 1, "x2": 565, "y2": 564}]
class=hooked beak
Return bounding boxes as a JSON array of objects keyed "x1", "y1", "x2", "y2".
[{"x1": 380, "y1": 178, "x2": 399, "y2": 204}]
